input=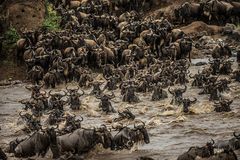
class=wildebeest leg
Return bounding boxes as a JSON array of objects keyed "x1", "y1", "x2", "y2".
[
  {"x1": 0, "y1": 148, "x2": 7, "y2": 160},
  {"x1": 170, "y1": 98, "x2": 174, "y2": 105},
  {"x1": 110, "y1": 104, "x2": 116, "y2": 113}
]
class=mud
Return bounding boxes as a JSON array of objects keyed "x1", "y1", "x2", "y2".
[{"x1": 0, "y1": 58, "x2": 240, "y2": 160}]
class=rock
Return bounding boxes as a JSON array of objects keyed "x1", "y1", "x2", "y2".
[{"x1": 1, "y1": 0, "x2": 46, "y2": 31}]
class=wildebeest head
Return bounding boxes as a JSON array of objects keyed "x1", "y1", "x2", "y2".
[
  {"x1": 231, "y1": 132, "x2": 240, "y2": 150},
  {"x1": 206, "y1": 139, "x2": 215, "y2": 156},
  {"x1": 49, "y1": 90, "x2": 67, "y2": 101},
  {"x1": 8, "y1": 138, "x2": 25, "y2": 153},
  {"x1": 14, "y1": 125, "x2": 57, "y2": 158},
  {"x1": 182, "y1": 97, "x2": 197, "y2": 113},
  {"x1": 98, "y1": 124, "x2": 114, "y2": 149},
  {"x1": 203, "y1": 0, "x2": 214, "y2": 17},
  {"x1": 220, "y1": 60, "x2": 233, "y2": 74},
  {"x1": 168, "y1": 85, "x2": 187, "y2": 98},
  {"x1": 177, "y1": 2, "x2": 191, "y2": 21},
  {"x1": 122, "y1": 108, "x2": 135, "y2": 120},
  {"x1": 46, "y1": 126, "x2": 58, "y2": 144},
  {"x1": 214, "y1": 99, "x2": 233, "y2": 112},
  {"x1": 93, "y1": 125, "x2": 113, "y2": 149},
  {"x1": 19, "y1": 111, "x2": 33, "y2": 122},
  {"x1": 96, "y1": 92, "x2": 115, "y2": 101},
  {"x1": 133, "y1": 121, "x2": 150, "y2": 144}
]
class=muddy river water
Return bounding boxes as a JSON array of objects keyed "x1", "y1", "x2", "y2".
[{"x1": 0, "y1": 58, "x2": 240, "y2": 160}]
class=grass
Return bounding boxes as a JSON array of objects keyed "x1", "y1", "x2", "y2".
[
  {"x1": 42, "y1": 2, "x2": 61, "y2": 31},
  {"x1": 2, "y1": 27, "x2": 20, "y2": 46},
  {"x1": 1, "y1": 27, "x2": 20, "y2": 59}
]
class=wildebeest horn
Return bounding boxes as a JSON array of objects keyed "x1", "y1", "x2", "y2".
[
  {"x1": 189, "y1": 73, "x2": 195, "y2": 78},
  {"x1": 19, "y1": 111, "x2": 25, "y2": 118},
  {"x1": 134, "y1": 120, "x2": 145, "y2": 128},
  {"x1": 49, "y1": 90, "x2": 54, "y2": 96},
  {"x1": 96, "y1": 94, "x2": 102, "y2": 99},
  {"x1": 112, "y1": 125, "x2": 117, "y2": 130},
  {"x1": 40, "y1": 90, "x2": 47, "y2": 96},
  {"x1": 72, "y1": 114, "x2": 76, "y2": 119},
  {"x1": 225, "y1": 99, "x2": 233, "y2": 104},
  {"x1": 214, "y1": 101, "x2": 220, "y2": 104},
  {"x1": 78, "y1": 89, "x2": 85, "y2": 96},
  {"x1": 211, "y1": 139, "x2": 215, "y2": 145},
  {"x1": 19, "y1": 99, "x2": 27, "y2": 104},
  {"x1": 134, "y1": 123, "x2": 138, "y2": 128},
  {"x1": 233, "y1": 132, "x2": 240, "y2": 139},
  {"x1": 79, "y1": 116, "x2": 84, "y2": 122},
  {"x1": 168, "y1": 87, "x2": 174, "y2": 94},
  {"x1": 181, "y1": 85, "x2": 187, "y2": 93},
  {"x1": 139, "y1": 120, "x2": 145, "y2": 127},
  {"x1": 114, "y1": 74, "x2": 121, "y2": 79},
  {"x1": 100, "y1": 124, "x2": 107, "y2": 129},
  {"x1": 104, "y1": 74, "x2": 111, "y2": 80},
  {"x1": 53, "y1": 124, "x2": 59, "y2": 129},
  {"x1": 118, "y1": 110, "x2": 122, "y2": 115},
  {"x1": 25, "y1": 85, "x2": 32, "y2": 90},
  {"x1": 149, "y1": 82, "x2": 154, "y2": 87},
  {"x1": 191, "y1": 97, "x2": 197, "y2": 103},
  {"x1": 112, "y1": 122, "x2": 123, "y2": 130},
  {"x1": 66, "y1": 85, "x2": 72, "y2": 91},
  {"x1": 121, "y1": 82, "x2": 128, "y2": 88},
  {"x1": 208, "y1": 58, "x2": 213, "y2": 63},
  {"x1": 107, "y1": 92, "x2": 115, "y2": 99},
  {"x1": 60, "y1": 90, "x2": 67, "y2": 96}
]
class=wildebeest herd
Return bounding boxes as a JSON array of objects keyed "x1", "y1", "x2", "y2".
[{"x1": 1, "y1": 0, "x2": 240, "y2": 159}]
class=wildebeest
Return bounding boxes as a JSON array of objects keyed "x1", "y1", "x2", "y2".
[
  {"x1": 177, "y1": 139, "x2": 215, "y2": 159},
  {"x1": 214, "y1": 132, "x2": 240, "y2": 150},
  {"x1": 181, "y1": 97, "x2": 197, "y2": 113},
  {"x1": 151, "y1": 83, "x2": 168, "y2": 101},
  {"x1": 203, "y1": 0, "x2": 233, "y2": 24},
  {"x1": 96, "y1": 92, "x2": 116, "y2": 113},
  {"x1": 66, "y1": 85, "x2": 85, "y2": 110},
  {"x1": 10, "y1": 127, "x2": 57, "y2": 158},
  {"x1": 0, "y1": 147, "x2": 7, "y2": 160},
  {"x1": 113, "y1": 121, "x2": 150, "y2": 150},
  {"x1": 175, "y1": 2, "x2": 202, "y2": 24},
  {"x1": 114, "y1": 108, "x2": 135, "y2": 122},
  {"x1": 231, "y1": 69, "x2": 240, "y2": 82},
  {"x1": 214, "y1": 99, "x2": 233, "y2": 112},
  {"x1": 168, "y1": 85, "x2": 187, "y2": 105},
  {"x1": 122, "y1": 80, "x2": 140, "y2": 103},
  {"x1": 49, "y1": 126, "x2": 113, "y2": 158},
  {"x1": 204, "y1": 149, "x2": 237, "y2": 160}
]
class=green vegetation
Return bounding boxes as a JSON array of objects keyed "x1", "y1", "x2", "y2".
[
  {"x1": 0, "y1": 27, "x2": 20, "y2": 61},
  {"x1": 2, "y1": 27, "x2": 20, "y2": 46},
  {"x1": 42, "y1": 2, "x2": 61, "y2": 31},
  {"x1": 1, "y1": 27, "x2": 20, "y2": 59}
]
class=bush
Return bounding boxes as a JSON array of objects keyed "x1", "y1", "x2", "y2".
[
  {"x1": 42, "y1": 2, "x2": 61, "y2": 31},
  {"x1": 1, "y1": 27, "x2": 20, "y2": 58},
  {"x1": 3, "y1": 27, "x2": 20, "y2": 45}
]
